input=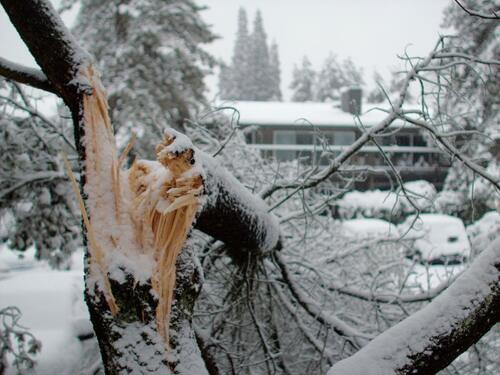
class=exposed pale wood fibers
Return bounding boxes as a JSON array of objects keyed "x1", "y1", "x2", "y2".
[
  {"x1": 62, "y1": 154, "x2": 119, "y2": 315},
  {"x1": 129, "y1": 137, "x2": 203, "y2": 347},
  {"x1": 71, "y1": 65, "x2": 203, "y2": 350}
]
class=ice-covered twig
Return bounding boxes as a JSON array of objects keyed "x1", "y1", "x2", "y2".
[
  {"x1": 273, "y1": 254, "x2": 374, "y2": 350},
  {"x1": 328, "y1": 238, "x2": 500, "y2": 375}
]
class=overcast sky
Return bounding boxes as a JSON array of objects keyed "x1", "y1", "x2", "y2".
[
  {"x1": 202, "y1": 0, "x2": 451, "y2": 99},
  {"x1": 1, "y1": 0, "x2": 451, "y2": 101}
]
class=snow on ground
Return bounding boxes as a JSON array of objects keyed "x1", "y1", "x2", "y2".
[{"x1": 0, "y1": 246, "x2": 90, "y2": 375}]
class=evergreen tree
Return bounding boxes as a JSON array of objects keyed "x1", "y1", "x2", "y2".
[
  {"x1": 290, "y1": 56, "x2": 316, "y2": 102},
  {"x1": 218, "y1": 62, "x2": 234, "y2": 100},
  {"x1": 220, "y1": 7, "x2": 251, "y2": 100},
  {"x1": 0, "y1": 79, "x2": 79, "y2": 267},
  {"x1": 68, "y1": 0, "x2": 216, "y2": 157},
  {"x1": 342, "y1": 57, "x2": 365, "y2": 87},
  {"x1": 219, "y1": 8, "x2": 281, "y2": 101},
  {"x1": 315, "y1": 54, "x2": 365, "y2": 102},
  {"x1": 439, "y1": 0, "x2": 499, "y2": 220},
  {"x1": 248, "y1": 10, "x2": 272, "y2": 101},
  {"x1": 315, "y1": 54, "x2": 345, "y2": 101},
  {"x1": 366, "y1": 70, "x2": 387, "y2": 104},
  {"x1": 268, "y1": 41, "x2": 282, "y2": 101}
]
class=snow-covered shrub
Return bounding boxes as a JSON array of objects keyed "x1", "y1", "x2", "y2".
[
  {"x1": 466, "y1": 211, "x2": 500, "y2": 257},
  {"x1": 399, "y1": 180, "x2": 437, "y2": 214},
  {"x1": 0, "y1": 306, "x2": 41, "y2": 374},
  {"x1": 335, "y1": 180, "x2": 437, "y2": 222},
  {"x1": 0, "y1": 80, "x2": 80, "y2": 268},
  {"x1": 336, "y1": 189, "x2": 401, "y2": 221}
]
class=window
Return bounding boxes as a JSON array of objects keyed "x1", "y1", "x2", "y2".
[
  {"x1": 413, "y1": 134, "x2": 426, "y2": 147},
  {"x1": 274, "y1": 130, "x2": 296, "y2": 161},
  {"x1": 296, "y1": 131, "x2": 314, "y2": 145},
  {"x1": 333, "y1": 130, "x2": 355, "y2": 145},
  {"x1": 396, "y1": 134, "x2": 411, "y2": 146}
]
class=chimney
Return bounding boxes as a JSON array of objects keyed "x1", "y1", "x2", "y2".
[{"x1": 341, "y1": 87, "x2": 362, "y2": 115}]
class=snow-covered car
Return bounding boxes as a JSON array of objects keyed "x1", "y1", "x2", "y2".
[
  {"x1": 399, "y1": 214, "x2": 471, "y2": 264},
  {"x1": 342, "y1": 218, "x2": 399, "y2": 239}
]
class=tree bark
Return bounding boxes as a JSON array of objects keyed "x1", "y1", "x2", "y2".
[{"x1": 0, "y1": 1, "x2": 279, "y2": 374}]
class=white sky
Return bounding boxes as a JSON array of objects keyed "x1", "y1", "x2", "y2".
[
  {"x1": 0, "y1": 0, "x2": 451, "y2": 101},
  {"x1": 201, "y1": 0, "x2": 451, "y2": 99}
]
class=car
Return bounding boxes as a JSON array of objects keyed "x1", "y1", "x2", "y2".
[{"x1": 399, "y1": 214, "x2": 471, "y2": 264}]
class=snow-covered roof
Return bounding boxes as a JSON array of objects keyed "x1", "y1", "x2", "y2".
[{"x1": 215, "y1": 101, "x2": 414, "y2": 128}]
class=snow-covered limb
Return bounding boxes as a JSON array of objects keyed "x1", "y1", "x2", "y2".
[
  {"x1": 328, "y1": 237, "x2": 500, "y2": 375},
  {"x1": 196, "y1": 151, "x2": 281, "y2": 255},
  {"x1": 0, "y1": 0, "x2": 90, "y2": 112},
  {"x1": 326, "y1": 274, "x2": 456, "y2": 305},
  {"x1": 272, "y1": 283, "x2": 336, "y2": 362},
  {"x1": 0, "y1": 57, "x2": 57, "y2": 94},
  {"x1": 0, "y1": 170, "x2": 65, "y2": 201}
]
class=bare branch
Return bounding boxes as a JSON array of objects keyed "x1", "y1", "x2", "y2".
[
  {"x1": 400, "y1": 115, "x2": 500, "y2": 191},
  {"x1": 272, "y1": 254, "x2": 373, "y2": 349},
  {"x1": 328, "y1": 238, "x2": 500, "y2": 375}
]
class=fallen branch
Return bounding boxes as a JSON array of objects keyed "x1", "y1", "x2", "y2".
[{"x1": 328, "y1": 238, "x2": 500, "y2": 375}]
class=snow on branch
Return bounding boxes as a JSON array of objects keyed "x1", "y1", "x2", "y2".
[
  {"x1": 399, "y1": 115, "x2": 499, "y2": 191},
  {"x1": 196, "y1": 151, "x2": 281, "y2": 254},
  {"x1": 0, "y1": 57, "x2": 58, "y2": 94},
  {"x1": 1, "y1": 0, "x2": 91, "y2": 107},
  {"x1": 328, "y1": 238, "x2": 500, "y2": 375},
  {"x1": 261, "y1": 36, "x2": 499, "y2": 201}
]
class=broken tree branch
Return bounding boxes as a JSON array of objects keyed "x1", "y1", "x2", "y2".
[{"x1": 328, "y1": 238, "x2": 500, "y2": 375}]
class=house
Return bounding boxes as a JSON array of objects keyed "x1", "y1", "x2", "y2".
[{"x1": 216, "y1": 90, "x2": 450, "y2": 190}]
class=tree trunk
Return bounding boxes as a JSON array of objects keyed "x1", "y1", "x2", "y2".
[{"x1": 0, "y1": 1, "x2": 280, "y2": 373}]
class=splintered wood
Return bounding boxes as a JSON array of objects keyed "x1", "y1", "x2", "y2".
[
  {"x1": 129, "y1": 134, "x2": 203, "y2": 347},
  {"x1": 70, "y1": 65, "x2": 203, "y2": 348},
  {"x1": 78, "y1": 65, "x2": 120, "y2": 315}
]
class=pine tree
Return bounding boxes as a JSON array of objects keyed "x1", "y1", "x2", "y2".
[
  {"x1": 218, "y1": 62, "x2": 233, "y2": 100},
  {"x1": 366, "y1": 70, "x2": 387, "y2": 104},
  {"x1": 219, "y1": 8, "x2": 281, "y2": 101},
  {"x1": 248, "y1": 10, "x2": 272, "y2": 101},
  {"x1": 69, "y1": 0, "x2": 216, "y2": 157},
  {"x1": 0, "y1": 79, "x2": 79, "y2": 267},
  {"x1": 269, "y1": 41, "x2": 282, "y2": 101},
  {"x1": 290, "y1": 56, "x2": 316, "y2": 102},
  {"x1": 220, "y1": 7, "x2": 251, "y2": 100},
  {"x1": 315, "y1": 54, "x2": 345, "y2": 101},
  {"x1": 439, "y1": 0, "x2": 499, "y2": 220},
  {"x1": 342, "y1": 57, "x2": 364, "y2": 87},
  {"x1": 315, "y1": 54, "x2": 365, "y2": 102}
]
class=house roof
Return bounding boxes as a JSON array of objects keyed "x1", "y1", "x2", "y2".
[{"x1": 213, "y1": 100, "x2": 415, "y2": 128}]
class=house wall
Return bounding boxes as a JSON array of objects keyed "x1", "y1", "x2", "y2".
[{"x1": 242, "y1": 124, "x2": 449, "y2": 190}]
